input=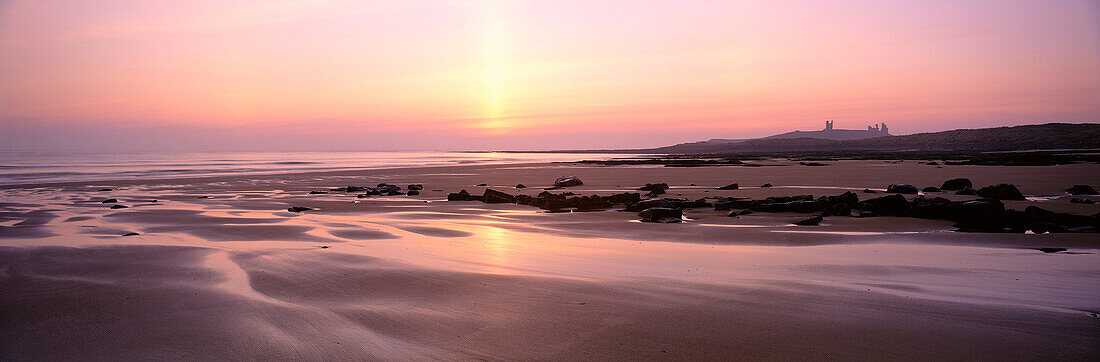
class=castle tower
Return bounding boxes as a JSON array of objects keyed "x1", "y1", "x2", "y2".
[
  {"x1": 825, "y1": 120, "x2": 833, "y2": 131},
  {"x1": 880, "y1": 123, "x2": 889, "y2": 134}
]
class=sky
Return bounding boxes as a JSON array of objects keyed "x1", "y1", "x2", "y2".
[{"x1": 1, "y1": 0, "x2": 1098, "y2": 151}]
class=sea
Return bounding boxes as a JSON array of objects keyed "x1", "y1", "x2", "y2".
[{"x1": 0, "y1": 151, "x2": 635, "y2": 186}]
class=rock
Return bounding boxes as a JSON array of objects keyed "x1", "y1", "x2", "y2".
[
  {"x1": 1067, "y1": 185, "x2": 1098, "y2": 195},
  {"x1": 639, "y1": 208, "x2": 682, "y2": 223},
  {"x1": 607, "y1": 193, "x2": 642, "y2": 205},
  {"x1": 976, "y1": 183, "x2": 1026, "y2": 201},
  {"x1": 110, "y1": 205, "x2": 128, "y2": 209},
  {"x1": 717, "y1": 183, "x2": 739, "y2": 190},
  {"x1": 345, "y1": 186, "x2": 367, "y2": 193},
  {"x1": 101, "y1": 198, "x2": 118, "y2": 203},
  {"x1": 287, "y1": 207, "x2": 313, "y2": 213},
  {"x1": 97, "y1": 188, "x2": 113, "y2": 192},
  {"x1": 856, "y1": 194, "x2": 910, "y2": 216},
  {"x1": 794, "y1": 215, "x2": 823, "y2": 226},
  {"x1": 482, "y1": 189, "x2": 516, "y2": 204},
  {"x1": 357, "y1": 194, "x2": 369, "y2": 198},
  {"x1": 406, "y1": 190, "x2": 420, "y2": 196},
  {"x1": 921, "y1": 187, "x2": 941, "y2": 193},
  {"x1": 476, "y1": 183, "x2": 488, "y2": 186},
  {"x1": 940, "y1": 178, "x2": 972, "y2": 190},
  {"x1": 376, "y1": 184, "x2": 402, "y2": 194},
  {"x1": 122, "y1": 232, "x2": 140, "y2": 236},
  {"x1": 727, "y1": 209, "x2": 754, "y2": 217},
  {"x1": 799, "y1": 162, "x2": 828, "y2": 166},
  {"x1": 1034, "y1": 247, "x2": 1066, "y2": 253},
  {"x1": 1070, "y1": 198, "x2": 1095, "y2": 204},
  {"x1": 644, "y1": 188, "x2": 666, "y2": 197},
  {"x1": 448, "y1": 190, "x2": 474, "y2": 201},
  {"x1": 862, "y1": 189, "x2": 878, "y2": 193},
  {"x1": 553, "y1": 176, "x2": 583, "y2": 188},
  {"x1": 198, "y1": 196, "x2": 211, "y2": 199},
  {"x1": 625, "y1": 198, "x2": 681, "y2": 212},
  {"x1": 407, "y1": 184, "x2": 424, "y2": 191},
  {"x1": 886, "y1": 184, "x2": 918, "y2": 194},
  {"x1": 515, "y1": 184, "x2": 527, "y2": 189},
  {"x1": 320, "y1": 245, "x2": 329, "y2": 249},
  {"x1": 638, "y1": 183, "x2": 670, "y2": 192},
  {"x1": 737, "y1": 209, "x2": 753, "y2": 215},
  {"x1": 309, "y1": 191, "x2": 328, "y2": 194},
  {"x1": 760, "y1": 183, "x2": 773, "y2": 188}
]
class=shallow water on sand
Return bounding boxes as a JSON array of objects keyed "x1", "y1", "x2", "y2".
[{"x1": 0, "y1": 150, "x2": 637, "y2": 185}]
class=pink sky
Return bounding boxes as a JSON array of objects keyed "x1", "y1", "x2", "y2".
[{"x1": 1, "y1": 0, "x2": 1098, "y2": 151}]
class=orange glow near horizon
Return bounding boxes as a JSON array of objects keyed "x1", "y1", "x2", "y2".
[{"x1": 1, "y1": 0, "x2": 1098, "y2": 150}]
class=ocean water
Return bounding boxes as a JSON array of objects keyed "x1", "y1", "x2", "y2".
[{"x1": 0, "y1": 151, "x2": 634, "y2": 185}]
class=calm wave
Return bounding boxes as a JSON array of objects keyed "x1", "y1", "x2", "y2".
[{"x1": 0, "y1": 151, "x2": 634, "y2": 185}]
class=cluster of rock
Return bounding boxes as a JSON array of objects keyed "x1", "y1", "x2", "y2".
[
  {"x1": 883, "y1": 178, "x2": 1027, "y2": 200},
  {"x1": 321, "y1": 183, "x2": 423, "y2": 197},
  {"x1": 449, "y1": 188, "x2": 644, "y2": 212},
  {"x1": 444, "y1": 176, "x2": 1099, "y2": 231}
]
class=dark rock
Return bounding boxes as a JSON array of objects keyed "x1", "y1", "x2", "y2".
[
  {"x1": 955, "y1": 187, "x2": 977, "y2": 195},
  {"x1": 638, "y1": 183, "x2": 670, "y2": 192},
  {"x1": 886, "y1": 184, "x2": 918, "y2": 194},
  {"x1": 607, "y1": 193, "x2": 642, "y2": 205},
  {"x1": 320, "y1": 245, "x2": 329, "y2": 249},
  {"x1": 639, "y1": 207, "x2": 682, "y2": 223},
  {"x1": 553, "y1": 176, "x2": 584, "y2": 188},
  {"x1": 345, "y1": 186, "x2": 367, "y2": 193},
  {"x1": 376, "y1": 184, "x2": 402, "y2": 194},
  {"x1": 406, "y1": 190, "x2": 420, "y2": 196},
  {"x1": 1034, "y1": 247, "x2": 1066, "y2": 253},
  {"x1": 976, "y1": 183, "x2": 1026, "y2": 201},
  {"x1": 1068, "y1": 185, "x2": 1098, "y2": 195},
  {"x1": 799, "y1": 162, "x2": 828, "y2": 166},
  {"x1": 862, "y1": 189, "x2": 878, "y2": 194},
  {"x1": 357, "y1": 194, "x2": 369, "y2": 198},
  {"x1": 407, "y1": 184, "x2": 424, "y2": 191},
  {"x1": 760, "y1": 183, "x2": 773, "y2": 188},
  {"x1": 483, "y1": 189, "x2": 516, "y2": 204},
  {"x1": 110, "y1": 205, "x2": 128, "y2": 209},
  {"x1": 644, "y1": 188, "x2": 666, "y2": 197},
  {"x1": 927, "y1": 162, "x2": 940, "y2": 165},
  {"x1": 309, "y1": 191, "x2": 328, "y2": 194},
  {"x1": 921, "y1": 187, "x2": 941, "y2": 193},
  {"x1": 122, "y1": 232, "x2": 140, "y2": 236},
  {"x1": 198, "y1": 196, "x2": 211, "y2": 199},
  {"x1": 717, "y1": 183, "x2": 739, "y2": 190},
  {"x1": 1070, "y1": 198, "x2": 1095, "y2": 204},
  {"x1": 940, "y1": 178, "x2": 973, "y2": 190},
  {"x1": 101, "y1": 199, "x2": 118, "y2": 203},
  {"x1": 448, "y1": 190, "x2": 474, "y2": 201},
  {"x1": 287, "y1": 207, "x2": 313, "y2": 213},
  {"x1": 625, "y1": 198, "x2": 680, "y2": 212},
  {"x1": 856, "y1": 194, "x2": 910, "y2": 216},
  {"x1": 476, "y1": 183, "x2": 488, "y2": 186},
  {"x1": 97, "y1": 188, "x2": 114, "y2": 192},
  {"x1": 794, "y1": 215, "x2": 823, "y2": 226},
  {"x1": 515, "y1": 184, "x2": 527, "y2": 189}
]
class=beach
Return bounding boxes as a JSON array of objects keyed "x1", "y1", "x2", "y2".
[{"x1": 2, "y1": 159, "x2": 1099, "y2": 360}]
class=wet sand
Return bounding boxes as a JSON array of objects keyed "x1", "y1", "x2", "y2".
[{"x1": 2, "y1": 159, "x2": 1099, "y2": 360}]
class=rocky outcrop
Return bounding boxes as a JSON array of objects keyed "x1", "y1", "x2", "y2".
[
  {"x1": 483, "y1": 189, "x2": 517, "y2": 204},
  {"x1": 1067, "y1": 185, "x2": 1098, "y2": 195},
  {"x1": 976, "y1": 184, "x2": 1026, "y2": 201},
  {"x1": 553, "y1": 176, "x2": 584, "y2": 188},
  {"x1": 940, "y1": 178, "x2": 972, "y2": 190},
  {"x1": 717, "y1": 183, "x2": 739, "y2": 190},
  {"x1": 794, "y1": 215, "x2": 823, "y2": 226},
  {"x1": 886, "y1": 184, "x2": 918, "y2": 194},
  {"x1": 639, "y1": 208, "x2": 683, "y2": 223}
]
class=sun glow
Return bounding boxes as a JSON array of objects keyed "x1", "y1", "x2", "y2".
[{"x1": 478, "y1": 1, "x2": 510, "y2": 135}]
